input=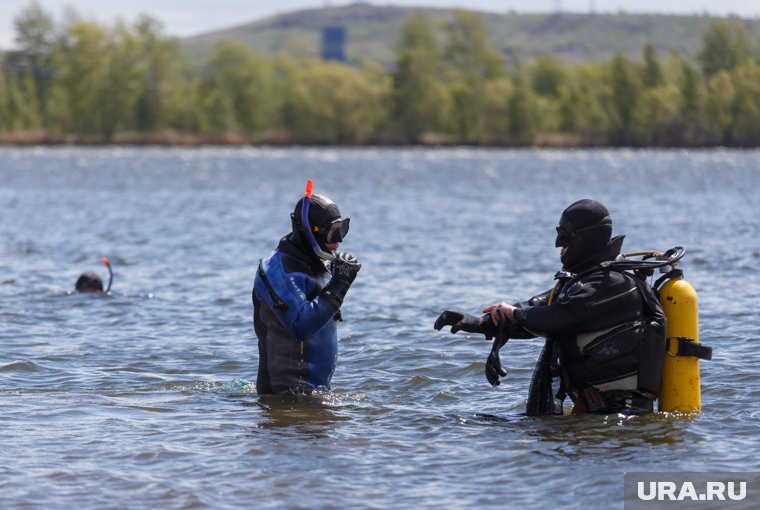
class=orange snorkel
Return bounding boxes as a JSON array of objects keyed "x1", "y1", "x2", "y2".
[{"x1": 102, "y1": 257, "x2": 113, "y2": 293}]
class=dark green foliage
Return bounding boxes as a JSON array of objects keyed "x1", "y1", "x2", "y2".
[
  {"x1": 677, "y1": 58, "x2": 708, "y2": 145},
  {"x1": 392, "y1": 11, "x2": 447, "y2": 141},
  {"x1": 532, "y1": 56, "x2": 569, "y2": 98},
  {"x1": 201, "y1": 41, "x2": 273, "y2": 135},
  {"x1": 698, "y1": 19, "x2": 756, "y2": 79},
  {"x1": 11, "y1": 1, "x2": 56, "y2": 123},
  {"x1": 609, "y1": 54, "x2": 639, "y2": 145},
  {"x1": 508, "y1": 60, "x2": 536, "y2": 144},
  {"x1": 641, "y1": 43, "x2": 664, "y2": 88}
]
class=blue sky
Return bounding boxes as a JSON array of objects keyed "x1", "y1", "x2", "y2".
[{"x1": 2, "y1": 0, "x2": 759, "y2": 49}]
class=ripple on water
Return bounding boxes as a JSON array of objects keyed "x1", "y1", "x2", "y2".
[{"x1": 0, "y1": 360, "x2": 46, "y2": 372}]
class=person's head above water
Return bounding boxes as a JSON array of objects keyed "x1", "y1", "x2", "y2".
[
  {"x1": 555, "y1": 199, "x2": 613, "y2": 270},
  {"x1": 75, "y1": 272, "x2": 103, "y2": 292},
  {"x1": 75, "y1": 257, "x2": 113, "y2": 293},
  {"x1": 291, "y1": 191, "x2": 350, "y2": 257}
]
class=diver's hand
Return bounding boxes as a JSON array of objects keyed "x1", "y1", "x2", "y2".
[
  {"x1": 485, "y1": 309, "x2": 509, "y2": 386},
  {"x1": 322, "y1": 252, "x2": 361, "y2": 308},
  {"x1": 485, "y1": 346, "x2": 508, "y2": 386},
  {"x1": 434, "y1": 310, "x2": 497, "y2": 340},
  {"x1": 483, "y1": 302, "x2": 518, "y2": 325},
  {"x1": 332, "y1": 252, "x2": 361, "y2": 284}
]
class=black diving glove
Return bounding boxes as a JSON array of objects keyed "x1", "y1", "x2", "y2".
[
  {"x1": 322, "y1": 252, "x2": 361, "y2": 307},
  {"x1": 434, "y1": 310, "x2": 497, "y2": 340},
  {"x1": 485, "y1": 310, "x2": 510, "y2": 386}
]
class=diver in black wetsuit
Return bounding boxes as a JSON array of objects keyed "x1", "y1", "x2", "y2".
[{"x1": 435, "y1": 200, "x2": 666, "y2": 415}]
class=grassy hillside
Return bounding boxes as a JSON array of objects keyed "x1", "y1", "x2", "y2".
[{"x1": 181, "y1": 2, "x2": 760, "y2": 66}]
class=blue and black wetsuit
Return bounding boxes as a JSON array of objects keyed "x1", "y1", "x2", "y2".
[{"x1": 253, "y1": 234, "x2": 345, "y2": 395}]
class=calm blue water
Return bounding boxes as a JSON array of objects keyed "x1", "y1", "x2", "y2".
[{"x1": 1, "y1": 147, "x2": 759, "y2": 509}]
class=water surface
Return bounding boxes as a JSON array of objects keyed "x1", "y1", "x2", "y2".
[{"x1": 1, "y1": 147, "x2": 759, "y2": 509}]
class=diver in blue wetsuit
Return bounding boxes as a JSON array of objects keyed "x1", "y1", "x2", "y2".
[{"x1": 253, "y1": 185, "x2": 360, "y2": 395}]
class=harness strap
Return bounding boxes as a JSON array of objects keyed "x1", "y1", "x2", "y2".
[
  {"x1": 578, "y1": 387, "x2": 654, "y2": 414},
  {"x1": 258, "y1": 259, "x2": 288, "y2": 311},
  {"x1": 667, "y1": 336, "x2": 712, "y2": 360}
]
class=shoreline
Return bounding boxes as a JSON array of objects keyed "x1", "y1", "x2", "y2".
[{"x1": 0, "y1": 131, "x2": 756, "y2": 149}]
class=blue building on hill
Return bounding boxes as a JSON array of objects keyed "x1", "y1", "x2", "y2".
[{"x1": 321, "y1": 26, "x2": 346, "y2": 62}]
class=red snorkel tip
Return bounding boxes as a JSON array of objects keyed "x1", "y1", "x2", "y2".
[
  {"x1": 305, "y1": 179, "x2": 313, "y2": 198},
  {"x1": 101, "y1": 257, "x2": 110, "y2": 267}
]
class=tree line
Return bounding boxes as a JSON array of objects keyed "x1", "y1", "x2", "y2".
[{"x1": 1, "y1": 3, "x2": 760, "y2": 146}]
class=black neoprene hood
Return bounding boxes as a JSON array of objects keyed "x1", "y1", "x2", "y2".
[
  {"x1": 75, "y1": 272, "x2": 103, "y2": 292},
  {"x1": 291, "y1": 194, "x2": 344, "y2": 248},
  {"x1": 557, "y1": 199, "x2": 613, "y2": 270}
]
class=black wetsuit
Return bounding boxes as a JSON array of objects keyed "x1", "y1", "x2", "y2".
[{"x1": 510, "y1": 236, "x2": 665, "y2": 413}]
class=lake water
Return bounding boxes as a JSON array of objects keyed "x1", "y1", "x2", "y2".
[{"x1": 1, "y1": 147, "x2": 759, "y2": 509}]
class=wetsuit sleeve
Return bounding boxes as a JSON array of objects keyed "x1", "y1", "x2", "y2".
[
  {"x1": 254, "y1": 266, "x2": 339, "y2": 341},
  {"x1": 501, "y1": 289, "x2": 554, "y2": 339},
  {"x1": 519, "y1": 289, "x2": 553, "y2": 308},
  {"x1": 514, "y1": 272, "x2": 641, "y2": 336}
]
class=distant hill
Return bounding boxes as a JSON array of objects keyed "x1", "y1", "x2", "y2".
[{"x1": 180, "y1": 2, "x2": 760, "y2": 66}]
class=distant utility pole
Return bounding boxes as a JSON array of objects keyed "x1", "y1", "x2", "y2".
[
  {"x1": 554, "y1": 0, "x2": 563, "y2": 13},
  {"x1": 590, "y1": 0, "x2": 596, "y2": 14}
]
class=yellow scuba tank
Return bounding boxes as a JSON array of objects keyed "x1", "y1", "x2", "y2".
[
  {"x1": 655, "y1": 256, "x2": 712, "y2": 413},
  {"x1": 621, "y1": 247, "x2": 712, "y2": 413}
]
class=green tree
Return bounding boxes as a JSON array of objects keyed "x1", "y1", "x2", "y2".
[
  {"x1": 677, "y1": 58, "x2": 707, "y2": 145},
  {"x1": 12, "y1": 1, "x2": 56, "y2": 122},
  {"x1": 270, "y1": 52, "x2": 302, "y2": 138},
  {"x1": 479, "y1": 78, "x2": 512, "y2": 143},
  {"x1": 443, "y1": 10, "x2": 504, "y2": 78},
  {"x1": 392, "y1": 11, "x2": 448, "y2": 141},
  {"x1": 641, "y1": 43, "x2": 664, "y2": 88},
  {"x1": 54, "y1": 21, "x2": 110, "y2": 134},
  {"x1": 729, "y1": 61, "x2": 760, "y2": 146},
  {"x1": 283, "y1": 61, "x2": 386, "y2": 144},
  {"x1": 633, "y1": 85, "x2": 680, "y2": 145},
  {"x1": 697, "y1": 19, "x2": 757, "y2": 79},
  {"x1": 557, "y1": 63, "x2": 609, "y2": 143},
  {"x1": 508, "y1": 58, "x2": 536, "y2": 145},
  {"x1": 201, "y1": 41, "x2": 273, "y2": 136},
  {"x1": 608, "y1": 53, "x2": 639, "y2": 145},
  {"x1": 528, "y1": 56, "x2": 571, "y2": 139},
  {"x1": 199, "y1": 86, "x2": 236, "y2": 134},
  {"x1": 1, "y1": 70, "x2": 42, "y2": 131},
  {"x1": 705, "y1": 70, "x2": 735, "y2": 145},
  {"x1": 442, "y1": 10, "x2": 506, "y2": 142},
  {"x1": 0, "y1": 63, "x2": 10, "y2": 131},
  {"x1": 362, "y1": 61, "x2": 393, "y2": 135},
  {"x1": 531, "y1": 55, "x2": 569, "y2": 97},
  {"x1": 100, "y1": 21, "x2": 144, "y2": 139},
  {"x1": 133, "y1": 16, "x2": 194, "y2": 133}
]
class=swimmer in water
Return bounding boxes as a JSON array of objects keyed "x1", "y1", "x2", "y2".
[{"x1": 75, "y1": 257, "x2": 112, "y2": 293}]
